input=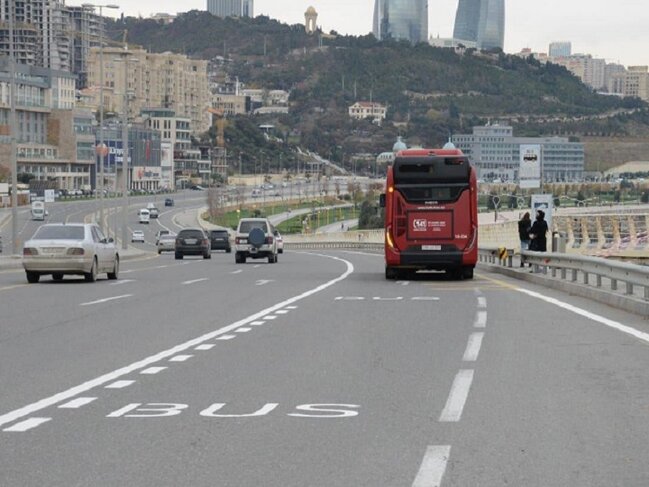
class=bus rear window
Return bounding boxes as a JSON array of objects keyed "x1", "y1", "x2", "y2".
[{"x1": 397, "y1": 184, "x2": 466, "y2": 203}]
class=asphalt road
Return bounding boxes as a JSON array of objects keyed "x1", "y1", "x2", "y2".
[{"x1": 1, "y1": 245, "x2": 649, "y2": 486}]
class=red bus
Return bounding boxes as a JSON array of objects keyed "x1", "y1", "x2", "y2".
[{"x1": 381, "y1": 148, "x2": 478, "y2": 280}]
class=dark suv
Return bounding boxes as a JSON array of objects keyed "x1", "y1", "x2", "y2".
[
  {"x1": 209, "y1": 229, "x2": 231, "y2": 252},
  {"x1": 175, "y1": 228, "x2": 211, "y2": 260}
]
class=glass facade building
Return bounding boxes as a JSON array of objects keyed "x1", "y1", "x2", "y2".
[
  {"x1": 453, "y1": 0, "x2": 504, "y2": 50},
  {"x1": 206, "y1": 0, "x2": 253, "y2": 18},
  {"x1": 373, "y1": 0, "x2": 428, "y2": 44}
]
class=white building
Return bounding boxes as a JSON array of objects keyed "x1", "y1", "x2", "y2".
[{"x1": 348, "y1": 102, "x2": 387, "y2": 124}]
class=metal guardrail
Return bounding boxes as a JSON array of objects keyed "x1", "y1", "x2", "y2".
[
  {"x1": 478, "y1": 246, "x2": 515, "y2": 268},
  {"x1": 285, "y1": 242, "x2": 383, "y2": 251},
  {"x1": 521, "y1": 250, "x2": 649, "y2": 301}
]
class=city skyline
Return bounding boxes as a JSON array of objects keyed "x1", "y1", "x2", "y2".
[{"x1": 67, "y1": 0, "x2": 648, "y2": 67}]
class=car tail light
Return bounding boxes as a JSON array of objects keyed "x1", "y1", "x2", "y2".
[
  {"x1": 67, "y1": 248, "x2": 85, "y2": 255},
  {"x1": 265, "y1": 236, "x2": 274, "y2": 244},
  {"x1": 236, "y1": 237, "x2": 244, "y2": 244},
  {"x1": 23, "y1": 247, "x2": 38, "y2": 256}
]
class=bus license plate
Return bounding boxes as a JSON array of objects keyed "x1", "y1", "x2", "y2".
[{"x1": 422, "y1": 245, "x2": 441, "y2": 251}]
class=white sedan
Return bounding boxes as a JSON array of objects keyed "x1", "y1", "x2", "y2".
[
  {"x1": 131, "y1": 230, "x2": 145, "y2": 243},
  {"x1": 22, "y1": 223, "x2": 119, "y2": 283}
]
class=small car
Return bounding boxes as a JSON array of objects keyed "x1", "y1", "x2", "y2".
[
  {"x1": 234, "y1": 218, "x2": 278, "y2": 264},
  {"x1": 148, "y1": 207, "x2": 159, "y2": 219},
  {"x1": 209, "y1": 229, "x2": 231, "y2": 252},
  {"x1": 175, "y1": 228, "x2": 211, "y2": 260},
  {"x1": 155, "y1": 230, "x2": 171, "y2": 245},
  {"x1": 22, "y1": 223, "x2": 119, "y2": 283},
  {"x1": 164, "y1": 198, "x2": 174, "y2": 207},
  {"x1": 157, "y1": 234, "x2": 176, "y2": 254},
  {"x1": 131, "y1": 230, "x2": 145, "y2": 243}
]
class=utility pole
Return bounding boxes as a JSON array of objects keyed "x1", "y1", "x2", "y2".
[
  {"x1": 119, "y1": 51, "x2": 133, "y2": 250},
  {"x1": 9, "y1": 1, "x2": 19, "y2": 254}
]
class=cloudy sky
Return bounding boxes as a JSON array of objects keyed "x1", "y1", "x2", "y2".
[{"x1": 76, "y1": 0, "x2": 648, "y2": 67}]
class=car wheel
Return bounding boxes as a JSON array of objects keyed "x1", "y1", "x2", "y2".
[
  {"x1": 462, "y1": 266, "x2": 474, "y2": 280},
  {"x1": 26, "y1": 272, "x2": 40, "y2": 284},
  {"x1": 226, "y1": 248, "x2": 231, "y2": 253},
  {"x1": 175, "y1": 252, "x2": 183, "y2": 260},
  {"x1": 158, "y1": 250, "x2": 161, "y2": 255},
  {"x1": 385, "y1": 266, "x2": 397, "y2": 280},
  {"x1": 107, "y1": 256, "x2": 119, "y2": 280},
  {"x1": 52, "y1": 273, "x2": 64, "y2": 281},
  {"x1": 84, "y1": 258, "x2": 98, "y2": 282},
  {"x1": 203, "y1": 252, "x2": 211, "y2": 260},
  {"x1": 278, "y1": 249, "x2": 283, "y2": 254}
]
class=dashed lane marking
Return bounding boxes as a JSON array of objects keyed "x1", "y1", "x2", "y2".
[
  {"x1": 231, "y1": 270, "x2": 243, "y2": 274},
  {"x1": 216, "y1": 335, "x2": 236, "y2": 340},
  {"x1": 80, "y1": 295, "x2": 132, "y2": 306},
  {"x1": 474, "y1": 310, "x2": 487, "y2": 328},
  {"x1": 439, "y1": 369, "x2": 474, "y2": 423},
  {"x1": 105, "y1": 380, "x2": 135, "y2": 389},
  {"x1": 169, "y1": 355, "x2": 193, "y2": 362},
  {"x1": 3, "y1": 417, "x2": 51, "y2": 432},
  {"x1": 462, "y1": 333, "x2": 485, "y2": 362},
  {"x1": 263, "y1": 315, "x2": 278, "y2": 320},
  {"x1": 477, "y1": 297, "x2": 487, "y2": 308},
  {"x1": 58, "y1": 397, "x2": 97, "y2": 409},
  {"x1": 411, "y1": 297, "x2": 440, "y2": 301},
  {"x1": 182, "y1": 278, "x2": 209, "y2": 285},
  {"x1": 195, "y1": 344, "x2": 215, "y2": 351},
  {"x1": 411, "y1": 445, "x2": 451, "y2": 487},
  {"x1": 275, "y1": 310, "x2": 290, "y2": 314},
  {"x1": 235, "y1": 328, "x2": 252, "y2": 333},
  {"x1": 250, "y1": 321, "x2": 265, "y2": 326},
  {"x1": 140, "y1": 367, "x2": 167, "y2": 375},
  {"x1": 109, "y1": 279, "x2": 135, "y2": 286}
]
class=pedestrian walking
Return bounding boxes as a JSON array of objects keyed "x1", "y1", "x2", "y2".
[
  {"x1": 528, "y1": 210, "x2": 549, "y2": 252},
  {"x1": 518, "y1": 212, "x2": 532, "y2": 267}
]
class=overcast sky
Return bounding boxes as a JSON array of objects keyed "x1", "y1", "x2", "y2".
[{"x1": 75, "y1": 0, "x2": 648, "y2": 67}]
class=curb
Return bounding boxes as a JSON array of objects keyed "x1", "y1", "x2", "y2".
[{"x1": 481, "y1": 263, "x2": 649, "y2": 317}]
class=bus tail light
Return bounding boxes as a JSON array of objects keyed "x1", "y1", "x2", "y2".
[
  {"x1": 385, "y1": 226, "x2": 395, "y2": 250},
  {"x1": 466, "y1": 225, "x2": 478, "y2": 250}
]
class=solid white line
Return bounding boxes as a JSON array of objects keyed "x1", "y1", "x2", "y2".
[
  {"x1": 3, "y1": 417, "x2": 52, "y2": 432},
  {"x1": 169, "y1": 355, "x2": 193, "y2": 362},
  {"x1": 439, "y1": 369, "x2": 474, "y2": 422},
  {"x1": 477, "y1": 297, "x2": 487, "y2": 308},
  {"x1": 236, "y1": 327, "x2": 252, "y2": 333},
  {"x1": 474, "y1": 310, "x2": 487, "y2": 328},
  {"x1": 182, "y1": 278, "x2": 209, "y2": 285},
  {"x1": 80, "y1": 294, "x2": 132, "y2": 306},
  {"x1": 216, "y1": 335, "x2": 236, "y2": 340},
  {"x1": 411, "y1": 445, "x2": 451, "y2": 487},
  {"x1": 516, "y1": 287, "x2": 649, "y2": 345},
  {"x1": 0, "y1": 254, "x2": 354, "y2": 429},
  {"x1": 250, "y1": 321, "x2": 265, "y2": 326},
  {"x1": 58, "y1": 397, "x2": 97, "y2": 409},
  {"x1": 195, "y1": 344, "x2": 215, "y2": 351},
  {"x1": 105, "y1": 380, "x2": 135, "y2": 389},
  {"x1": 462, "y1": 333, "x2": 485, "y2": 362},
  {"x1": 140, "y1": 367, "x2": 167, "y2": 375}
]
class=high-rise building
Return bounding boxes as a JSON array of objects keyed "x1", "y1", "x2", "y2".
[
  {"x1": 549, "y1": 41, "x2": 571, "y2": 58},
  {"x1": 206, "y1": 0, "x2": 254, "y2": 18},
  {"x1": 452, "y1": 0, "x2": 504, "y2": 50},
  {"x1": 372, "y1": 0, "x2": 428, "y2": 44}
]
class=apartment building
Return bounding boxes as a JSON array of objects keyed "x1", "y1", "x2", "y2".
[
  {"x1": 348, "y1": 101, "x2": 387, "y2": 123},
  {"x1": 610, "y1": 66, "x2": 649, "y2": 102}
]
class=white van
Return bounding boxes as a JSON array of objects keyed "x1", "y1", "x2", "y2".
[{"x1": 138, "y1": 208, "x2": 151, "y2": 224}]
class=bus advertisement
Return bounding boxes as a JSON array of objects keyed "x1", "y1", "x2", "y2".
[{"x1": 380, "y1": 148, "x2": 478, "y2": 280}]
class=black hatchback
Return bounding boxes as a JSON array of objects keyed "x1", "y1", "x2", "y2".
[
  {"x1": 175, "y1": 228, "x2": 211, "y2": 260},
  {"x1": 209, "y1": 229, "x2": 231, "y2": 252}
]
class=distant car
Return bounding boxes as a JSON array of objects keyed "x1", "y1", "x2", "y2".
[
  {"x1": 22, "y1": 223, "x2": 119, "y2": 283},
  {"x1": 209, "y1": 229, "x2": 231, "y2": 252},
  {"x1": 234, "y1": 218, "x2": 278, "y2": 264},
  {"x1": 164, "y1": 198, "x2": 174, "y2": 207},
  {"x1": 189, "y1": 185, "x2": 204, "y2": 191},
  {"x1": 274, "y1": 229, "x2": 284, "y2": 254},
  {"x1": 138, "y1": 208, "x2": 150, "y2": 223},
  {"x1": 147, "y1": 205, "x2": 159, "y2": 218},
  {"x1": 157, "y1": 234, "x2": 176, "y2": 254},
  {"x1": 175, "y1": 228, "x2": 211, "y2": 260},
  {"x1": 131, "y1": 230, "x2": 145, "y2": 243},
  {"x1": 155, "y1": 230, "x2": 172, "y2": 245}
]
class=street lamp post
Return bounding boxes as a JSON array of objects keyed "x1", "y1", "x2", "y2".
[
  {"x1": 8, "y1": 0, "x2": 18, "y2": 254},
  {"x1": 82, "y1": 4, "x2": 119, "y2": 231}
]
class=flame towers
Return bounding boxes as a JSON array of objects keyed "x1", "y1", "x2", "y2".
[
  {"x1": 373, "y1": 0, "x2": 428, "y2": 44},
  {"x1": 453, "y1": 0, "x2": 505, "y2": 50}
]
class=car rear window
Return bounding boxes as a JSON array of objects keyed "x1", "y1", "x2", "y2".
[
  {"x1": 33, "y1": 226, "x2": 85, "y2": 240},
  {"x1": 239, "y1": 221, "x2": 268, "y2": 233},
  {"x1": 211, "y1": 231, "x2": 228, "y2": 237},
  {"x1": 160, "y1": 235, "x2": 175, "y2": 241},
  {"x1": 178, "y1": 230, "x2": 205, "y2": 239}
]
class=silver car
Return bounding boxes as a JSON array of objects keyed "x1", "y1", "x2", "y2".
[
  {"x1": 157, "y1": 234, "x2": 176, "y2": 254},
  {"x1": 22, "y1": 223, "x2": 119, "y2": 283}
]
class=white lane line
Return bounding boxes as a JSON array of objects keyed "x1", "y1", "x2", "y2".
[
  {"x1": 254, "y1": 265, "x2": 261, "y2": 268},
  {"x1": 231, "y1": 270, "x2": 243, "y2": 274},
  {"x1": 373, "y1": 297, "x2": 403, "y2": 301},
  {"x1": 236, "y1": 327, "x2": 252, "y2": 333},
  {"x1": 58, "y1": 397, "x2": 97, "y2": 409},
  {"x1": 105, "y1": 380, "x2": 135, "y2": 389},
  {"x1": 516, "y1": 287, "x2": 649, "y2": 344},
  {"x1": 474, "y1": 310, "x2": 487, "y2": 328},
  {"x1": 256, "y1": 279, "x2": 274, "y2": 286},
  {"x1": 275, "y1": 310, "x2": 290, "y2": 314},
  {"x1": 396, "y1": 281, "x2": 410, "y2": 286},
  {"x1": 462, "y1": 333, "x2": 485, "y2": 362},
  {"x1": 477, "y1": 297, "x2": 487, "y2": 308},
  {"x1": 216, "y1": 335, "x2": 236, "y2": 340},
  {"x1": 109, "y1": 279, "x2": 135, "y2": 286},
  {"x1": 0, "y1": 254, "x2": 354, "y2": 429},
  {"x1": 169, "y1": 355, "x2": 193, "y2": 362},
  {"x1": 250, "y1": 321, "x2": 265, "y2": 326},
  {"x1": 412, "y1": 297, "x2": 440, "y2": 301},
  {"x1": 3, "y1": 417, "x2": 52, "y2": 432},
  {"x1": 412, "y1": 445, "x2": 451, "y2": 487},
  {"x1": 439, "y1": 369, "x2": 475, "y2": 422},
  {"x1": 140, "y1": 367, "x2": 167, "y2": 375},
  {"x1": 154, "y1": 265, "x2": 169, "y2": 269},
  {"x1": 195, "y1": 344, "x2": 215, "y2": 351},
  {"x1": 335, "y1": 296, "x2": 365, "y2": 301},
  {"x1": 182, "y1": 278, "x2": 209, "y2": 285},
  {"x1": 263, "y1": 315, "x2": 278, "y2": 320},
  {"x1": 80, "y1": 294, "x2": 132, "y2": 306}
]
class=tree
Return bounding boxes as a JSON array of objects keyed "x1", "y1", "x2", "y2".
[{"x1": 17, "y1": 173, "x2": 35, "y2": 184}]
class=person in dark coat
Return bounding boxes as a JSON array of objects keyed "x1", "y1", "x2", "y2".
[
  {"x1": 529, "y1": 210, "x2": 549, "y2": 252},
  {"x1": 518, "y1": 212, "x2": 532, "y2": 266}
]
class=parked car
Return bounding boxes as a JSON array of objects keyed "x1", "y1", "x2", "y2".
[
  {"x1": 234, "y1": 218, "x2": 278, "y2": 264},
  {"x1": 274, "y1": 229, "x2": 284, "y2": 254},
  {"x1": 157, "y1": 234, "x2": 176, "y2": 254},
  {"x1": 164, "y1": 198, "x2": 174, "y2": 207},
  {"x1": 175, "y1": 228, "x2": 211, "y2": 260},
  {"x1": 131, "y1": 230, "x2": 145, "y2": 243},
  {"x1": 22, "y1": 223, "x2": 119, "y2": 283},
  {"x1": 209, "y1": 229, "x2": 231, "y2": 252}
]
